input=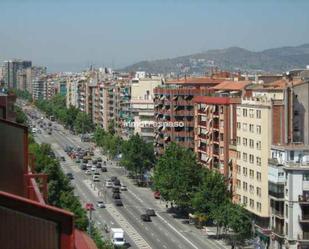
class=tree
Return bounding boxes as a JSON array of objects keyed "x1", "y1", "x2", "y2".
[
  {"x1": 15, "y1": 106, "x2": 27, "y2": 125},
  {"x1": 121, "y1": 133, "x2": 155, "y2": 177},
  {"x1": 107, "y1": 119, "x2": 116, "y2": 135},
  {"x1": 153, "y1": 142, "x2": 201, "y2": 209},
  {"x1": 74, "y1": 112, "x2": 93, "y2": 134}
]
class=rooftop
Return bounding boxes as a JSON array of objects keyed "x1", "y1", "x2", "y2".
[
  {"x1": 212, "y1": 80, "x2": 251, "y2": 91},
  {"x1": 166, "y1": 77, "x2": 223, "y2": 85}
]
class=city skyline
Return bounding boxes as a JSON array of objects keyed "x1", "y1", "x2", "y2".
[{"x1": 0, "y1": 0, "x2": 308, "y2": 72}]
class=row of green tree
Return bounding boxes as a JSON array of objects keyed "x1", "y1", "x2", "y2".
[
  {"x1": 34, "y1": 94, "x2": 94, "y2": 134},
  {"x1": 11, "y1": 88, "x2": 33, "y2": 102},
  {"x1": 28, "y1": 137, "x2": 113, "y2": 249},
  {"x1": 154, "y1": 143, "x2": 252, "y2": 243}
]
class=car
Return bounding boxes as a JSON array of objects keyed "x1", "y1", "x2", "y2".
[
  {"x1": 141, "y1": 214, "x2": 151, "y2": 222},
  {"x1": 112, "y1": 187, "x2": 120, "y2": 193},
  {"x1": 96, "y1": 200, "x2": 105, "y2": 208},
  {"x1": 85, "y1": 170, "x2": 92, "y2": 175},
  {"x1": 105, "y1": 181, "x2": 113, "y2": 188},
  {"x1": 112, "y1": 193, "x2": 121, "y2": 199},
  {"x1": 91, "y1": 166, "x2": 97, "y2": 171},
  {"x1": 94, "y1": 172, "x2": 100, "y2": 176},
  {"x1": 103, "y1": 161, "x2": 107, "y2": 166},
  {"x1": 120, "y1": 185, "x2": 127, "y2": 191},
  {"x1": 48, "y1": 131, "x2": 52, "y2": 135},
  {"x1": 82, "y1": 159, "x2": 88, "y2": 163},
  {"x1": 110, "y1": 176, "x2": 118, "y2": 182},
  {"x1": 60, "y1": 156, "x2": 66, "y2": 161},
  {"x1": 113, "y1": 179, "x2": 121, "y2": 186},
  {"x1": 80, "y1": 164, "x2": 87, "y2": 170},
  {"x1": 96, "y1": 162, "x2": 102, "y2": 168},
  {"x1": 66, "y1": 172, "x2": 74, "y2": 180},
  {"x1": 97, "y1": 157, "x2": 102, "y2": 162},
  {"x1": 154, "y1": 191, "x2": 161, "y2": 199},
  {"x1": 75, "y1": 159, "x2": 81, "y2": 163},
  {"x1": 37, "y1": 129, "x2": 42, "y2": 134},
  {"x1": 146, "y1": 209, "x2": 156, "y2": 216},
  {"x1": 101, "y1": 167, "x2": 107, "y2": 172},
  {"x1": 114, "y1": 199, "x2": 123, "y2": 206},
  {"x1": 93, "y1": 175, "x2": 100, "y2": 182},
  {"x1": 92, "y1": 160, "x2": 98, "y2": 165},
  {"x1": 89, "y1": 151, "x2": 94, "y2": 156},
  {"x1": 86, "y1": 162, "x2": 92, "y2": 168}
]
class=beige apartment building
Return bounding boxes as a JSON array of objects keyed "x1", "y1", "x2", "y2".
[
  {"x1": 130, "y1": 77, "x2": 162, "y2": 142},
  {"x1": 235, "y1": 97, "x2": 272, "y2": 226}
]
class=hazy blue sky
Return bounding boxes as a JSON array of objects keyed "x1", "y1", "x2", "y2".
[{"x1": 0, "y1": 0, "x2": 308, "y2": 72}]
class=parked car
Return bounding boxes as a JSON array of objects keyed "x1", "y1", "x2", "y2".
[
  {"x1": 101, "y1": 167, "x2": 107, "y2": 172},
  {"x1": 120, "y1": 185, "x2": 127, "y2": 191},
  {"x1": 82, "y1": 159, "x2": 88, "y2": 163},
  {"x1": 97, "y1": 157, "x2": 102, "y2": 162},
  {"x1": 141, "y1": 214, "x2": 151, "y2": 222},
  {"x1": 75, "y1": 159, "x2": 81, "y2": 163},
  {"x1": 94, "y1": 172, "x2": 100, "y2": 176},
  {"x1": 85, "y1": 170, "x2": 91, "y2": 175},
  {"x1": 96, "y1": 162, "x2": 102, "y2": 168},
  {"x1": 60, "y1": 156, "x2": 65, "y2": 161},
  {"x1": 66, "y1": 172, "x2": 74, "y2": 180},
  {"x1": 80, "y1": 164, "x2": 87, "y2": 170},
  {"x1": 91, "y1": 166, "x2": 97, "y2": 171},
  {"x1": 146, "y1": 209, "x2": 156, "y2": 216},
  {"x1": 114, "y1": 199, "x2": 123, "y2": 206},
  {"x1": 92, "y1": 160, "x2": 98, "y2": 165},
  {"x1": 96, "y1": 200, "x2": 105, "y2": 208}
]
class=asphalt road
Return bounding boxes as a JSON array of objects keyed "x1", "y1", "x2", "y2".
[{"x1": 26, "y1": 106, "x2": 229, "y2": 249}]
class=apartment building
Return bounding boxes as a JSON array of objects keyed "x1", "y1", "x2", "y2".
[
  {"x1": 194, "y1": 80, "x2": 249, "y2": 180},
  {"x1": 3, "y1": 60, "x2": 32, "y2": 88},
  {"x1": 130, "y1": 77, "x2": 162, "y2": 142},
  {"x1": 153, "y1": 77, "x2": 223, "y2": 155},
  {"x1": 235, "y1": 97, "x2": 272, "y2": 230},
  {"x1": 269, "y1": 145, "x2": 309, "y2": 249},
  {"x1": 32, "y1": 76, "x2": 47, "y2": 100}
]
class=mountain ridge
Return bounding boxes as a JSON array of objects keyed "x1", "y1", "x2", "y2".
[{"x1": 121, "y1": 43, "x2": 309, "y2": 74}]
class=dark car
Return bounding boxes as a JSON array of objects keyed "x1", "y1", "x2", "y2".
[
  {"x1": 112, "y1": 187, "x2": 120, "y2": 193},
  {"x1": 97, "y1": 157, "x2": 102, "y2": 162},
  {"x1": 112, "y1": 193, "x2": 121, "y2": 199},
  {"x1": 66, "y1": 173, "x2": 74, "y2": 180},
  {"x1": 154, "y1": 191, "x2": 161, "y2": 199},
  {"x1": 114, "y1": 199, "x2": 123, "y2": 206},
  {"x1": 92, "y1": 160, "x2": 98, "y2": 165},
  {"x1": 146, "y1": 209, "x2": 156, "y2": 216},
  {"x1": 82, "y1": 159, "x2": 88, "y2": 163},
  {"x1": 110, "y1": 176, "x2": 117, "y2": 182},
  {"x1": 80, "y1": 164, "x2": 87, "y2": 170},
  {"x1": 96, "y1": 162, "x2": 102, "y2": 168},
  {"x1": 141, "y1": 214, "x2": 151, "y2": 222},
  {"x1": 101, "y1": 167, "x2": 107, "y2": 172},
  {"x1": 113, "y1": 179, "x2": 121, "y2": 186},
  {"x1": 60, "y1": 156, "x2": 66, "y2": 161}
]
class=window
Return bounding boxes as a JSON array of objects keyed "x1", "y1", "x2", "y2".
[
  {"x1": 249, "y1": 154, "x2": 254, "y2": 164},
  {"x1": 257, "y1": 202, "x2": 261, "y2": 212},
  {"x1": 243, "y1": 153, "x2": 247, "y2": 162},
  {"x1": 257, "y1": 172, "x2": 261, "y2": 181},
  {"x1": 256, "y1": 141, "x2": 261, "y2": 150},
  {"x1": 249, "y1": 169, "x2": 254, "y2": 178},
  {"x1": 237, "y1": 122, "x2": 241, "y2": 130},
  {"x1": 285, "y1": 223, "x2": 288, "y2": 236},
  {"x1": 243, "y1": 138, "x2": 247, "y2": 146},
  {"x1": 286, "y1": 204, "x2": 288, "y2": 218},
  {"x1": 243, "y1": 123, "x2": 248, "y2": 131},
  {"x1": 237, "y1": 165, "x2": 241, "y2": 174},
  {"x1": 256, "y1": 125, "x2": 261, "y2": 134},
  {"x1": 256, "y1": 157, "x2": 261, "y2": 166},
  {"x1": 243, "y1": 196, "x2": 248, "y2": 206},
  {"x1": 220, "y1": 106, "x2": 224, "y2": 114},
  {"x1": 250, "y1": 199, "x2": 254, "y2": 208},
  {"x1": 237, "y1": 136, "x2": 241, "y2": 145},
  {"x1": 243, "y1": 167, "x2": 248, "y2": 176},
  {"x1": 237, "y1": 151, "x2": 241, "y2": 159},
  {"x1": 249, "y1": 139, "x2": 254, "y2": 148},
  {"x1": 249, "y1": 124, "x2": 254, "y2": 133},
  {"x1": 243, "y1": 182, "x2": 248, "y2": 191},
  {"x1": 290, "y1": 151, "x2": 294, "y2": 161},
  {"x1": 237, "y1": 108, "x2": 241, "y2": 117},
  {"x1": 243, "y1": 108, "x2": 247, "y2": 117},
  {"x1": 256, "y1": 187, "x2": 261, "y2": 197},
  {"x1": 249, "y1": 185, "x2": 254, "y2": 194},
  {"x1": 303, "y1": 174, "x2": 309, "y2": 181},
  {"x1": 256, "y1": 110, "x2": 261, "y2": 119},
  {"x1": 237, "y1": 180, "x2": 241, "y2": 189},
  {"x1": 249, "y1": 109, "x2": 254, "y2": 118}
]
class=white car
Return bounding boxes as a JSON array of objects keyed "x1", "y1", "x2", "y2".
[
  {"x1": 120, "y1": 185, "x2": 127, "y2": 191},
  {"x1": 97, "y1": 200, "x2": 105, "y2": 208},
  {"x1": 105, "y1": 181, "x2": 113, "y2": 188},
  {"x1": 85, "y1": 170, "x2": 91, "y2": 175},
  {"x1": 91, "y1": 166, "x2": 97, "y2": 171},
  {"x1": 93, "y1": 175, "x2": 100, "y2": 182}
]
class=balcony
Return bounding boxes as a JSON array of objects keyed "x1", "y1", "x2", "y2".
[
  {"x1": 271, "y1": 227, "x2": 285, "y2": 238},
  {"x1": 198, "y1": 146, "x2": 207, "y2": 152},
  {"x1": 299, "y1": 195, "x2": 309, "y2": 205},
  {"x1": 298, "y1": 233, "x2": 309, "y2": 241},
  {"x1": 299, "y1": 214, "x2": 309, "y2": 223},
  {"x1": 198, "y1": 121, "x2": 207, "y2": 127},
  {"x1": 269, "y1": 191, "x2": 284, "y2": 200},
  {"x1": 271, "y1": 209, "x2": 284, "y2": 219}
]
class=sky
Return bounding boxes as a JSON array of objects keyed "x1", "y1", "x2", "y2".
[{"x1": 0, "y1": 0, "x2": 308, "y2": 72}]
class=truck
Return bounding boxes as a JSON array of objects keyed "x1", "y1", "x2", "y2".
[{"x1": 110, "y1": 228, "x2": 125, "y2": 247}]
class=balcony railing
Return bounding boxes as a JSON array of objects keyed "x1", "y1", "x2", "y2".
[
  {"x1": 269, "y1": 191, "x2": 284, "y2": 199},
  {"x1": 299, "y1": 214, "x2": 309, "y2": 223},
  {"x1": 271, "y1": 227, "x2": 284, "y2": 237},
  {"x1": 271, "y1": 209, "x2": 284, "y2": 219},
  {"x1": 298, "y1": 233, "x2": 309, "y2": 241},
  {"x1": 299, "y1": 195, "x2": 309, "y2": 203}
]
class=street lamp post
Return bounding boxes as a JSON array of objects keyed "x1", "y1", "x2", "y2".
[{"x1": 85, "y1": 203, "x2": 94, "y2": 235}]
